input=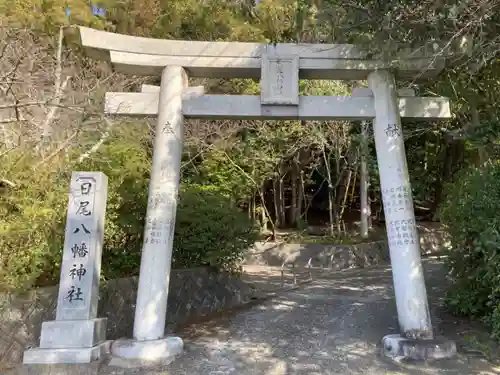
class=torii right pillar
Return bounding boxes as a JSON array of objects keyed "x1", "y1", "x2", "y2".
[{"x1": 368, "y1": 70, "x2": 457, "y2": 360}]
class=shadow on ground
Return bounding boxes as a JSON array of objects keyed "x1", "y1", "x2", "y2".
[{"x1": 102, "y1": 259, "x2": 500, "y2": 375}]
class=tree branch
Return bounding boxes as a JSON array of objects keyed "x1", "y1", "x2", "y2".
[
  {"x1": 38, "y1": 26, "x2": 71, "y2": 150},
  {"x1": 77, "y1": 117, "x2": 114, "y2": 163}
]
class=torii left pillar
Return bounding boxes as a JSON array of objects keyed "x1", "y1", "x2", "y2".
[{"x1": 110, "y1": 66, "x2": 186, "y2": 366}]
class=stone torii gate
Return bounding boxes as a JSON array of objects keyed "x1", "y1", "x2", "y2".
[{"x1": 80, "y1": 26, "x2": 454, "y2": 365}]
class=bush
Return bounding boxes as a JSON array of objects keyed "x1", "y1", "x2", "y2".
[
  {"x1": 440, "y1": 162, "x2": 500, "y2": 338},
  {"x1": 0, "y1": 127, "x2": 152, "y2": 291},
  {"x1": 0, "y1": 153, "x2": 69, "y2": 292},
  {"x1": 77, "y1": 126, "x2": 152, "y2": 281},
  {"x1": 81, "y1": 131, "x2": 258, "y2": 276},
  {"x1": 0, "y1": 127, "x2": 257, "y2": 292},
  {"x1": 174, "y1": 184, "x2": 258, "y2": 272}
]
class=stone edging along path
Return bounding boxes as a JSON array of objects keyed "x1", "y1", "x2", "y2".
[{"x1": 244, "y1": 240, "x2": 391, "y2": 270}]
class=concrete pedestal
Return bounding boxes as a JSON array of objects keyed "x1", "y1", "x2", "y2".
[
  {"x1": 109, "y1": 337, "x2": 183, "y2": 368},
  {"x1": 39, "y1": 318, "x2": 107, "y2": 349},
  {"x1": 23, "y1": 318, "x2": 109, "y2": 365},
  {"x1": 382, "y1": 334, "x2": 457, "y2": 361},
  {"x1": 23, "y1": 341, "x2": 111, "y2": 365}
]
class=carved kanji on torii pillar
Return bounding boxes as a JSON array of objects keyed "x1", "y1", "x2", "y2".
[{"x1": 24, "y1": 26, "x2": 459, "y2": 367}]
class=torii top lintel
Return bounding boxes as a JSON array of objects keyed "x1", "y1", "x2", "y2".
[{"x1": 76, "y1": 27, "x2": 445, "y2": 80}]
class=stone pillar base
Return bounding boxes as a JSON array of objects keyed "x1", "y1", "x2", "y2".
[
  {"x1": 39, "y1": 318, "x2": 107, "y2": 349},
  {"x1": 108, "y1": 336, "x2": 183, "y2": 368},
  {"x1": 382, "y1": 334, "x2": 457, "y2": 361},
  {"x1": 23, "y1": 340, "x2": 111, "y2": 365}
]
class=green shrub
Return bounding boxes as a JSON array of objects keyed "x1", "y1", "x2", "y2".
[
  {"x1": 1, "y1": 127, "x2": 257, "y2": 292},
  {"x1": 0, "y1": 154, "x2": 69, "y2": 292},
  {"x1": 77, "y1": 127, "x2": 152, "y2": 281},
  {"x1": 81, "y1": 131, "x2": 258, "y2": 276},
  {"x1": 174, "y1": 184, "x2": 258, "y2": 272},
  {"x1": 440, "y1": 162, "x2": 500, "y2": 338}
]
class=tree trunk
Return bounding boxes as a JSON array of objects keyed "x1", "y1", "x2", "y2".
[
  {"x1": 333, "y1": 140, "x2": 343, "y2": 233},
  {"x1": 259, "y1": 183, "x2": 274, "y2": 237},
  {"x1": 360, "y1": 121, "x2": 370, "y2": 237},
  {"x1": 278, "y1": 163, "x2": 286, "y2": 227},
  {"x1": 322, "y1": 145, "x2": 335, "y2": 237},
  {"x1": 334, "y1": 160, "x2": 347, "y2": 232},
  {"x1": 299, "y1": 169, "x2": 307, "y2": 223},
  {"x1": 328, "y1": 184, "x2": 336, "y2": 236},
  {"x1": 260, "y1": 205, "x2": 268, "y2": 233},
  {"x1": 297, "y1": 168, "x2": 304, "y2": 226},
  {"x1": 253, "y1": 194, "x2": 257, "y2": 222},
  {"x1": 289, "y1": 159, "x2": 303, "y2": 227},
  {"x1": 340, "y1": 163, "x2": 354, "y2": 221},
  {"x1": 350, "y1": 162, "x2": 358, "y2": 205},
  {"x1": 273, "y1": 177, "x2": 280, "y2": 228}
]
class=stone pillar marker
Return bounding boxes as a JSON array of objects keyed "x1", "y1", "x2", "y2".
[
  {"x1": 110, "y1": 65, "x2": 186, "y2": 367},
  {"x1": 23, "y1": 172, "x2": 109, "y2": 365},
  {"x1": 368, "y1": 70, "x2": 456, "y2": 360}
]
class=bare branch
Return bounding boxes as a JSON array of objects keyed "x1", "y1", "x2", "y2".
[
  {"x1": 38, "y1": 75, "x2": 71, "y2": 144},
  {"x1": 77, "y1": 117, "x2": 114, "y2": 163},
  {"x1": 34, "y1": 132, "x2": 79, "y2": 169}
]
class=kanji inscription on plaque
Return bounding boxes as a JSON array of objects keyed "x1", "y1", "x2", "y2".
[{"x1": 55, "y1": 172, "x2": 108, "y2": 321}]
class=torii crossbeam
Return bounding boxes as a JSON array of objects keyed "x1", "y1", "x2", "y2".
[
  {"x1": 78, "y1": 26, "x2": 445, "y2": 80},
  {"x1": 106, "y1": 88, "x2": 450, "y2": 120}
]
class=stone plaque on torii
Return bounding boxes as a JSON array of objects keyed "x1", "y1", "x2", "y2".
[{"x1": 27, "y1": 26, "x2": 457, "y2": 367}]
